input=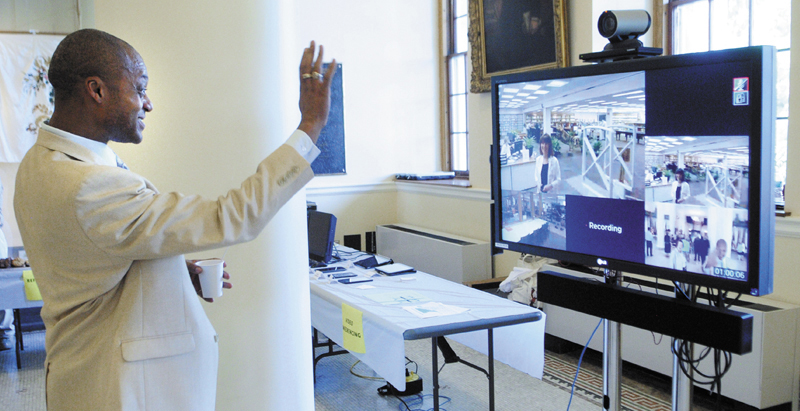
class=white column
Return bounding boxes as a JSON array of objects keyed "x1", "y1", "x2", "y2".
[
  {"x1": 95, "y1": 1, "x2": 314, "y2": 410},
  {"x1": 544, "y1": 107, "x2": 553, "y2": 135}
]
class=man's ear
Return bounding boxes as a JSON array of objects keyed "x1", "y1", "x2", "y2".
[{"x1": 85, "y1": 76, "x2": 107, "y2": 104}]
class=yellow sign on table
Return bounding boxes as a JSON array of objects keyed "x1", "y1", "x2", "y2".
[
  {"x1": 341, "y1": 303, "x2": 365, "y2": 353},
  {"x1": 22, "y1": 270, "x2": 42, "y2": 301}
]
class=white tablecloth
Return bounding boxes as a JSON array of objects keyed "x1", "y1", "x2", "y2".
[
  {"x1": 0, "y1": 267, "x2": 42, "y2": 310},
  {"x1": 310, "y1": 269, "x2": 545, "y2": 390}
]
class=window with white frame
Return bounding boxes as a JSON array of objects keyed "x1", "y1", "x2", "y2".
[
  {"x1": 446, "y1": 0, "x2": 469, "y2": 173},
  {"x1": 667, "y1": 0, "x2": 791, "y2": 203}
]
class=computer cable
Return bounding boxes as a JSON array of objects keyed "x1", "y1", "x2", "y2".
[
  {"x1": 397, "y1": 394, "x2": 451, "y2": 411},
  {"x1": 625, "y1": 277, "x2": 664, "y2": 345},
  {"x1": 349, "y1": 360, "x2": 385, "y2": 381},
  {"x1": 671, "y1": 286, "x2": 734, "y2": 411},
  {"x1": 405, "y1": 357, "x2": 419, "y2": 375},
  {"x1": 567, "y1": 318, "x2": 603, "y2": 411},
  {"x1": 332, "y1": 243, "x2": 369, "y2": 261},
  {"x1": 622, "y1": 277, "x2": 666, "y2": 346}
]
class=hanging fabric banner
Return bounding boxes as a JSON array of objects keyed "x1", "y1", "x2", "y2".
[{"x1": 0, "y1": 33, "x2": 64, "y2": 162}]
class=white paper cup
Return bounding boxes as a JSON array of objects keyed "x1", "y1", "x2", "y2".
[{"x1": 197, "y1": 260, "x2": 224, "y2": 298}]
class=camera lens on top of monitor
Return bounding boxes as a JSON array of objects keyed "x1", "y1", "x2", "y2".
[
  {"x1": 598, "y1": 10, "x2": 651, "y2": 42},
  {"x1": 600, "y1": 13, "x2": 617, "y2": 37}
]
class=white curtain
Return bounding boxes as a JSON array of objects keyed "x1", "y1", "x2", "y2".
[{"x1": 0, "y1": 33, "x2": 64, "y2": 162}]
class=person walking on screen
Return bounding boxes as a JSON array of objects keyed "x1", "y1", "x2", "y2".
[
  {"x1": 697, "y1": 231, "x2": 710, "y2": 265},
  {"x1": 673, "y1": 240, "x2": 687, "y2": 271},
  {"x1": 14, "y1": 29, "x2": 335, "y2": 411},
  {"x1": 644, "y1": 226, "x2": 654, "y2": 257}
]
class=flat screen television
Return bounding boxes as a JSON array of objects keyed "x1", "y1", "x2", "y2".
[{"x1": 491, "y1": 46, "x2": 775, "y2": 296}]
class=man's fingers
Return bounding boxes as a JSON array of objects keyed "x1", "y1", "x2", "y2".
[
  {"x1": 313, "y1": 45, "x2": 324, "y2": 74},
  {"x1": 299, "y1": 40, "x2": 315, "y2": 77},
  {"x1": 323, "y1": 59, "x2": 338, "y2": 87}
]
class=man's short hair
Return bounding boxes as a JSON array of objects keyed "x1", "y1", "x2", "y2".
[{"x1": 48, "y1": 29, "x2": 134, "y2": 101}]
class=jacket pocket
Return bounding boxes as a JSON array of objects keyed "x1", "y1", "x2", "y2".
[{"x1": 120, "y1": 332, "x2": 195, "y2": 362}]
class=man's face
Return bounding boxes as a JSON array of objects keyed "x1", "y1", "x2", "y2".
[
  {"x1": 105, "y1": 51, "x2": 153, "y2": 144},
  {"x1": 716, "y1": 242, "x2": 727, "y2": 258}
]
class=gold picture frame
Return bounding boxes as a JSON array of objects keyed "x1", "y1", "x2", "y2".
[{"x1": 469, "y1": 0, "x2": 569, "y2": 93}]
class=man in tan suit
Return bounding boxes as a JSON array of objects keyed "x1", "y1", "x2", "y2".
[{"x1": 14, "y1": 29, "x2": 335, "y2": 410}]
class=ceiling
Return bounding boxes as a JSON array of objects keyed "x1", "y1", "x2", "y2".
[{"x1": 498, "y1": 72, "x2": 646, "y2": 115}]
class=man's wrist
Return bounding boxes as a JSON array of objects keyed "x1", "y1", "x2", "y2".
[{"x1": 297, "y1": 120, "x2": 323, "y2": 144}]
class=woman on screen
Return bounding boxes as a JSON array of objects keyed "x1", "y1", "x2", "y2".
[
  {"x1": 671, "y1": 169, "x2": 690, "y2": 203},
  {"x1": 533, "y1": 134, "x2": 561, "y2": 217},
  {"x1": 534, "y1": 134, "x2": 561, "y2": 193}
]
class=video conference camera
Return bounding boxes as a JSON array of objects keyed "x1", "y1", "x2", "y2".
[
  {"x1": 579, "y1": 9, "x2": 662, "y2": 63},
  {"x1": 598, "y1": 10, "x2": 652, "y2": 45}
]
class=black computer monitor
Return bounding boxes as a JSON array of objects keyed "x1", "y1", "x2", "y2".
[
  {"x1": 491, "y1": 46, "x2": 775, "y2": 296},
  {"x1": 308, "y1": 210, "x2": 337, "y2": 264}
]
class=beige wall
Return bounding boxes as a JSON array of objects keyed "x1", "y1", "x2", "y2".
[
  {"x1": 306, "y1": 185, "x2": 398, "y2": 246},
  {"x1": 0, "y1": 0, "x2": 79, "y2": 33},
  {"x1": 294, "y1": 0, "x2": 441, "y2": 188}
]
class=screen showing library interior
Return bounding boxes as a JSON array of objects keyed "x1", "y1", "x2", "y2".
[{"x1": 495, "y1": 56, "x2": 765, "y2": 290}]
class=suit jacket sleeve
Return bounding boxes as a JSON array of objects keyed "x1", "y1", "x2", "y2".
[{"x1": 75, "y1": 143, "x2": 313, "y2": 260}]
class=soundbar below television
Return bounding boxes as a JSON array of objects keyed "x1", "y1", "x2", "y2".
[{"x1": 491, "y1": 46, "x2": 775, "y2": 296}]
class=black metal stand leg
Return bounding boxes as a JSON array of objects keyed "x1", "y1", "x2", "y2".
[
  {"x1": 488, "y1": 328, "x2": 495, "y2": 411},
  {"x1": 13, "y1": 309, "x2": 22, "y2": 370},
  {"x1": 672, "y1": 283, "x2": 694, "y2": 411},
  {"x1": 312, "y1": 329, "x2": 318, "y2": 382},
  {"x1": 311, "y1": 328, "x2": 348, "y2": 383},
  {"x1": 435, "y1": 334, "x2": 495, "y2": 410},
  {"x1": 603, "y1": 271, "x2": 623, "y2": 411},
  {"x1": 432, "y1": 337, "x2": 439, "y2": 411}
]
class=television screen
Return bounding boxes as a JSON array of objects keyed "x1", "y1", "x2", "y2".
[{"x1": 491, "y1": 46, "x2": 775, "y2": 296}]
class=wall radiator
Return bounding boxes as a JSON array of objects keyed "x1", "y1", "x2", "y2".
[{"x1": 376, "y1": 224, "x2": 491, "y2": 284}]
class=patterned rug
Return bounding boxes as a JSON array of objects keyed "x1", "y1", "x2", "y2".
[{"x1": 542, "y1": 352, "x2": 671, "y2": 411}]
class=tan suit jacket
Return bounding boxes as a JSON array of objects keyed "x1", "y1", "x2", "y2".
[{"x1": 14, "y1": 128, "x2": 314, "y2": 410}]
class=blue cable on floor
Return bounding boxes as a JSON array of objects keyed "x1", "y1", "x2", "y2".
[
  {"x1": 397, "y1": 393, "x2": 451, "y2": 411},
  {"x1": 567, "y1": 318, "x2": 604, "y2": 411}
]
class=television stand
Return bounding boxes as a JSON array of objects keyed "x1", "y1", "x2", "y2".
[
  {"x1": 538, "y1": 264, "x2": 799, "y2": 410},
  {"x1": 598, "y1": 271, "x2": 695, "y2": 411},
  {"x1": 602, "y1": 270, "x2": 623, "y2": 411}
]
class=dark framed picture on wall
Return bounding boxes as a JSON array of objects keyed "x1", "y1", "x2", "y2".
[{"x1": 469, "y1": 0, "x2": 569, "y2": 92}]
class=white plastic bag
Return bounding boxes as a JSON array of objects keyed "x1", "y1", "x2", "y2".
[{"x1": 499, "y1": 254, "x2": 553, "y2": 307}]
